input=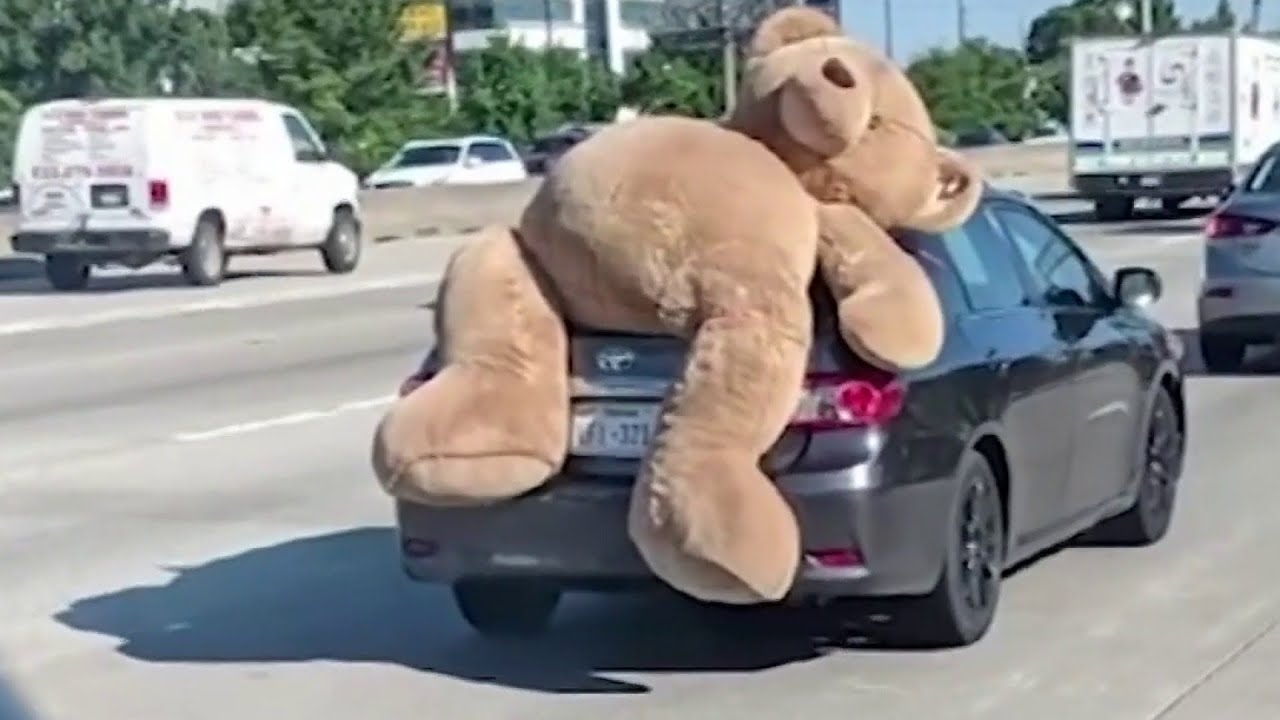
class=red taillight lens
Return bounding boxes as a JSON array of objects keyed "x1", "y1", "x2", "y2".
[
  {"x1": 1205, "y1": 212, "x2": 1277, "y2": 239},
  {"x1": 147, "y1": 179, "x2": 169, "y2": 209},
  {"x1": 789, "y1": 369, "x2": 905, "y2": 430}
]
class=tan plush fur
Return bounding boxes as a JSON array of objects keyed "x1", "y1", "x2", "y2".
[
  {"x1": 370, "y1": 8, "x2": 981, "y2": 606},
  {"x1": 727, "y1": 7, "x2": 981, "y2": 370}
]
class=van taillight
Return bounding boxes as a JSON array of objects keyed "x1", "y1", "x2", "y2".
[
  {"x1": 147, "y1": 179, "x2": 169, "y2": 209},
  {"x1": 788, "y1": 369, "x2": 905, "y2": 430}
]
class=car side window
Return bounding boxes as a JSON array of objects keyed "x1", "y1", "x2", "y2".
[
  {"x1": 933, "y1": 205, "x2": 1029, "y2": 313},
  {"x1": 993, "y1": 205, "x2": 1109, "y2": 309},
  {"x1": 466, "y1": 141, "x2": 515, "y2": 163},
  {"x1": 281, "y1": 113, "x2": 325, "y2": 163}
]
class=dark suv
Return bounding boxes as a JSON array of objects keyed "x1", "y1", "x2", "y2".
[{"x1": 393, "y1": 187, "x2": 1187, "y2": 648}]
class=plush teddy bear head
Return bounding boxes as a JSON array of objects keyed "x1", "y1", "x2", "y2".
[{"x1": 726, "y1": 7, "x2": 980, "y2": 233}]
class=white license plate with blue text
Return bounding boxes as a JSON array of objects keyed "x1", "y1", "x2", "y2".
[{"x1": 570, "y1": 402, "x2": 660, "y2": 458}]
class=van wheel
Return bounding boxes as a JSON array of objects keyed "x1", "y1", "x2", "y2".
[
  {"x1": 45, "y1": 254, "x2": 90, "y2": 291},
  {"x1": 181, "y1": 216, "x2": 227, "y2": 287},
  {"x1": 320, "y1": 209, "x2": 361, "y2": 274}
]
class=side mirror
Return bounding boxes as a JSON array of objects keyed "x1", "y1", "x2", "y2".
[{"x1": 1114, "y1": 266, "x2": 1162, "y2": 308}]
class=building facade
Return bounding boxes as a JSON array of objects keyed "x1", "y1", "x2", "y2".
[{"x1": 448, "y1": 0, "x2": 664, "y2": 74}]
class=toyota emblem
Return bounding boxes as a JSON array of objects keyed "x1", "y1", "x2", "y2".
[{"x1": 596, "y1": 346, "x2": 635, "y2": 372}]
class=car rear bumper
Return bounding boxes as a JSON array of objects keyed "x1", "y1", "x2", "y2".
[
  {"x1": 1199, "y1": 277, "x2": 1280, "y2": 336},
  {"x1": 1072, "y1": 169, "x2": 1232, "y2": 198},
  {"x1": 396, "y1": 467, "x2": 955, "y2": 602},
  {"x1": 12, "y1": 229, "x2": 173, "y2": 255}
]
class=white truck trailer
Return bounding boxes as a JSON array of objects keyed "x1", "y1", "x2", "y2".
[{"x1": 1070, "y1": 33, "x2": 1280, "y2": 220}]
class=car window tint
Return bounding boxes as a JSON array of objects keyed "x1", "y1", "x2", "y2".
[
  {"x1": 467, "y1": 142, "x2": 515, "y2": 162},
  {"x1": 932, "y1": 206, "x2": 1028, "y2": 313},
  {"x1": 994, "y1": 205, "x2": 1108, "y2": 308}
]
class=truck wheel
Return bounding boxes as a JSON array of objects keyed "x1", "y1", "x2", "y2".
[
  {"x1": 1160, "y1": 196, "x2": 1188, "y2": 214},
  {"x1": 181, "y1": 216, "x2": 227, "y2": 287},
  {"x1": 44, "y1": 254, "x2": 90, "y2": 291},
  {"x1": 453, "y1": 579, "x2": 561, "y2": 638},
  {"x1": 1094, "y1": 197, "x2": 1135, "y2": 222},
  {"x1": 320, "y1": 208, "x2": 361, "y2": 274}
]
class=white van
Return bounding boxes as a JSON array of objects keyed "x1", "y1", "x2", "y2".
[{"x1": 9, "y1": 97, "x2": 363, "y2": 289}]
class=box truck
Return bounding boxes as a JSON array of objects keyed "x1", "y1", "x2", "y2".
[{"x1": 1070, "y1": 33, "x2": 1280, "y2": 220}]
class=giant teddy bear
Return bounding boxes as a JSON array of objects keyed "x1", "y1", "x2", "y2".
[{"x1": 371, "y1": 7, "x2": 983, "y2": 605}]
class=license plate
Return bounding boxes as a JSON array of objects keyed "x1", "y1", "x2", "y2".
[
  {"x1": 570, "y1": 401, "x2": 660, "y2": 458},
  {"x1": 98, "y1": 191, "x2": 124, "y2": 207},
  {"x1": 1139, "y1": 174, "x2": 1162, "y2": 187}
]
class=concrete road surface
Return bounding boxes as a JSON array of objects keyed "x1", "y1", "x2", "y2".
[{"x1": 3, "y1": 199, "x2": 1279, "y2": 720}]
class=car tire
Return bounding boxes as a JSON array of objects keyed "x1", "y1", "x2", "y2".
[
  {"x1": 1095, "y1": 197, "x2": 1135, "y2": 222},
  {"x1": 44, "y1": 254, "x2": 90, "y2": 291},
  {"x1": 320, "y1": 208, "x2": 361, "y2": 274},
  {"x1": 896, "y1": 450, "x2": 1005, "y2": 648},
  {"x1": 453, "y1": 579, "x2": 561, "y2": 638},
  {"x1": 181, "y1": 215, "x2": 227, "y2": 287},
  {"x1": 1088, "y1": 388, "x2": 1184, "y2": 546},
  {"x1": 1199, "y1": 334, "x2": 1246, "y2": 373}
]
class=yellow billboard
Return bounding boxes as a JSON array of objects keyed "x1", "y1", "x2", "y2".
[{"x1": 401, "y1": 1, "x2": 447, "y2": 41}]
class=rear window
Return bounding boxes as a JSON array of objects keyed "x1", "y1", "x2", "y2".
[{"x1": 393, "y1": 144, "x2": 460, "y2": 168}]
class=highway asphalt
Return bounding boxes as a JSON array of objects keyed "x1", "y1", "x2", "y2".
[{"x1": 2, "y1": 198, "x2": 1278, "y2": 720}]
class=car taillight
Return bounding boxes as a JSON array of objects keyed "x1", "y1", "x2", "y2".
[
  {"x1": 789, "y1": 369, "x2": 905, "y2": 431},
  {"x1": 147, "y1": 179, "x2": 169, "y2": 209},
  {"x1": 1205, "y1": 212, "x2": 1277, "y2": 239}
]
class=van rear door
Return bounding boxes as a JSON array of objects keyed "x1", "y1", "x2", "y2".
[{"x1": 16, "y1": 101, "x2": 151, "y2": 234}]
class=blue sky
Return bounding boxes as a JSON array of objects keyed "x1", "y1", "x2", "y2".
[{"x1": 837, "y1": 0, "x2": 1280, "y2": 62}]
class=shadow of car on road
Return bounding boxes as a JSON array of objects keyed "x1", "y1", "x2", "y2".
[
  {"x1": 1173, "y1": 327, "x2": 1280, "y2": 377},
  {"x1": 0, "y1": 265, "x2": 331, "y2": 296},
  {"x1": 58, "y1": 527, "x2": 923, "y2": 695}
]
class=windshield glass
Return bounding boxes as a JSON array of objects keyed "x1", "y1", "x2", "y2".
[{"x1": 392, "y1": 144, "x2": 461, "y2": 168}]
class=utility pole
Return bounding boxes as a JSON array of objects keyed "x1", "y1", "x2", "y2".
[
  {"x1": 1140, "y1": 0, "x2": 1153, "y2": 35},
  {"x1": 720, "y1": 0, "x2": 736, "y2": 113},
  {"x1": 957, "y1": 0, "x2": 967, "y2": 45},
  {"x1": 883, "y1": 0, "x2": 894, "y2": 60},
  {"x1": 1249, "y1": 0, "x2": 1261, "y2": 32}
]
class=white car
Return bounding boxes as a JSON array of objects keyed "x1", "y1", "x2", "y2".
[
  {"x1": 10, "y1": 97, "x2": 363, "y2": 289},
  {"x1": 362, "y1": 135, "x2": 528, "y2": 189}
]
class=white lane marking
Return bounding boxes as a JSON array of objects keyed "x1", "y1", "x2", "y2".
[
  {"x1": 0, "y1": 272, "x2": 441, "y2": 337},
  {"x1": 173, "y1": 394, "x2": 396, "y2": 442}
]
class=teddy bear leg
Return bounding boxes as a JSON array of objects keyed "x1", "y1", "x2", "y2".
[
  {"x1": 629, "y1": 311, "x2": 810, "y2": 605},
  {"x1": 371, "y1": 226, "x2": 569, "y2": 506}
]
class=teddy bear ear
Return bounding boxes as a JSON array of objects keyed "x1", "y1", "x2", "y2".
[
  {"x1": 749, "y1": 6, "x2": 842, "y2": 57},
  {"x1": 905, "y1": 148, "x2": 984, "y2": 233}
]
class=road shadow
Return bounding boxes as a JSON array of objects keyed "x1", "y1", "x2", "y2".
[
  {"x1": 58, "y1": 527, "x2": 943, "y2": 695},
  {"x1": 0, "y1": 255, "x2": 42, "y2": 281},
  {"x1": 1049, "y1": 205, "x2": 1209, "y2": 227},
  {"x1": 0, "y1": 266, "x2": 329, "y2": 295},
  {"x1": 1172, "y1": 327, "x2": 1280, "y2": 377}
]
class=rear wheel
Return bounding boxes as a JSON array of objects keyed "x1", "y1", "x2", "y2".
[
  {"x1": 320, "y1": 208, "x2": 361, "y2": 274},
  {"x1": 181, "y1": 215, "x2": 227, "y2": 287},
  {"x1": 896, "y1": 450, "x2": 1005, "y2": 648},
  {"x1": 1094, "y1": 197, "x2": 1135, "y2": 222},
  {"x1": 1199, "y1": 333, "x2": 1246, "y2": 373},
  {"x1": 1089, "y1": 388, "x2": 1184, "y2": 546},
  {"x1": 453, "y1": 578, "x2": 561, "y2": 638},
  {"x1": 1160, "y1": 196, "x2": 1188, "y2": 213},
  {"x1": 44, "y1": 254, "x2": 90, "y2": 291}
]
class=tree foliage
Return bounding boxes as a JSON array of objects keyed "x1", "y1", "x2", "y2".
[{"x1": 908, "y1": 40, "x2": 1049, "y2": 141}]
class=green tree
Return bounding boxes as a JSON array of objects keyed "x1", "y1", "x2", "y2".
[
  {"x1": 620, "y1": 48, "x2": 723, "y2": 117},
  {"x1": 1025, "y1": 0, "x2": 1181, "y2": 65},
  {"x1": 1189, "y1": 0, "x2": 1237, "y2": 31},
  {"x1": 453, "y1": 38, "x2": 620, "y2": 143},
  {"x1": 225, "y1": 0, "x2": 453, "y2": 174},
  {"x1": 908, "y1": 40, "x2": 1046, "y2": 141}
]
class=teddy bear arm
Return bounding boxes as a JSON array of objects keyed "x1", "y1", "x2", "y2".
[
  {"x1": 816, "y1": 203, "x2": 945, "y2": 371},
  {"x1": 371, "y1": 225, "x2": 570, "y2": 506}
]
